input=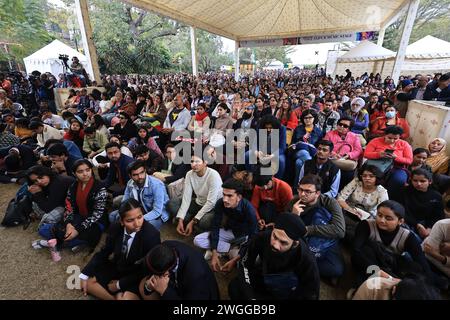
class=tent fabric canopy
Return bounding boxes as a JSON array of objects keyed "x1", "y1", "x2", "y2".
[
  {"x1": 122, "y1": 0, "x2": 411, "y2": 41},
  {"x1": 23, "y1": 40, "x2": 90, "y2": 77},
  {"x1": 406, "y1": 35, "x2": 450, "y2": 59},
  {"x1": 337, "y1": 41, "x2": 396, "y2": 62}
]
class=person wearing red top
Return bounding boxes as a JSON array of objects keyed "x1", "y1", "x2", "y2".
[
  {"x1": 364, "y1": 126, "x2": 413, "y2": 199},
  {"x1": 64, "y1": 118, "x2": 85, "y2": 154},
  {"x1": 369, "y1": 105, "x2": 410, "y2": 140},
  {"x1": 250, "y1": 174, "x2": 293, "y2": 230},
  {"x1": 275, "y1": 99, "x2": 298, "y2": 130},
  {"x1": 369, "y1": 100, "x2": 390, "y2": 127},
  {"x1": 0, "y1": 73, "x2": 12, "y2": 97}
]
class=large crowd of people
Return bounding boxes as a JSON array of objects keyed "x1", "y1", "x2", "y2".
[{"x1": 0, "y1": 65, "x2": 450, "y2": 300}]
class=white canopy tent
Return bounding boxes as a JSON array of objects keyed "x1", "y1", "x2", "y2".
[
  {"x1": 406, "y1": 35, "x2": 450, "y2": 59},
  {"x1": 332, "y1": 36, "x2": 450, "y2": 77},
  {"x1": 23, "y1": 39, "x2": 92, "y2": 78},
  {"x1": 333, "y1": 41, "x2": 396, "y2": 77},
  {"x1": 402, "y1": 36, "x2": 450, "y2": 73},
  {"x1": 337, "y1": 41, "x2": 396, "y2": 62}
]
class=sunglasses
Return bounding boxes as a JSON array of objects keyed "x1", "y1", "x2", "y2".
[{"x1": 338, "y1": 123, "x2": 350, "y2": 128}]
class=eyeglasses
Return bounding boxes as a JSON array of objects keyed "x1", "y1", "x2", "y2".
[
  {"x1": 119, "y1": 116, "x2": 126, "y2": 120},
  {"x1": 351, "y1": 103, "x2": 361, "y2": 107},
  {"x1": 297, "y1": 187, "x2": 317, "y2": 196},
  {"x1": 337, "y1": 123, "x2": 350, "y2": 128}
]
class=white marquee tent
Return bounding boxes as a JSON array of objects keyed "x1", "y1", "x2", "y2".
[
  {"x1": 332, "y1": 36, "x2": 450, "y2": 77},
  {"x1": 402, "y1": 35, "x2": 450, "y2": 73},
  {"x1": 333, "y1": 41, "x2": 396, "y2": 77},
  {"x1": 23, "y1": 40, "x2": 91, "y2": 78},
  {"x1": 337, "y1": 41, "x2": 396, "y2": 62}
]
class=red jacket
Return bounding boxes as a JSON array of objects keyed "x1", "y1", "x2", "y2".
[
  {"x1": 251, "y1": 178, "x2": 293, "y2": 220},
  {"x1": 370, "y1": 117, "x2": 410, "y2": 139},
  {"x1": 364, "y1": 137, "x2": 413, "y2": 166}
]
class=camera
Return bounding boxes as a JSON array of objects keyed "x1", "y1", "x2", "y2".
[
  {"x1": 59, "y1": 54, "x2": 70, "y2": 69},
  {"x1": 59, "y1": 54, "x2": 69, "y2": 62}
]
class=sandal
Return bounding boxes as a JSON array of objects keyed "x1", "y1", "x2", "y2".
[{"x1": 31, "y1": 239, "x2": 49, "y2": 249}]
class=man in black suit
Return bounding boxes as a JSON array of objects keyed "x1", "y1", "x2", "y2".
[
  {"x1": 139, "y1": 241, "x2": 220, "y2": 300},
  {"x1": 79, "y1": 198, "x2": 160, "y2": 300}
]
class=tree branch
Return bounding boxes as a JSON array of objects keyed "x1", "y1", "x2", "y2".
[
  {"x1": 150, "y1": 29, "x2": 178, "y2": 40},
  {"x1": 137, "y1": 22, "x2": 162, "y2": 36}
]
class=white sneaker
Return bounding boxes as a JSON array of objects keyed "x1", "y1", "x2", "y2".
[{"x1": 204, "y1": 249, "x2": 212, "y2": 260}]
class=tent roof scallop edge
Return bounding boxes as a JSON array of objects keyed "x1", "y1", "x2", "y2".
[
  {"x1": 337, "y1": 41, "x2": 396, "y2": 62},
  {"x1": 121, "y1": 0, "x2": 412, "y2": 41}
]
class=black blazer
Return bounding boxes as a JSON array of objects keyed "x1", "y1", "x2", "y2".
[
  {"x1": 157, "y1": 241, "x2": 220, "y2": 300},
  {"x1": 82, "y1": 221, "x2": 160, "y2": 290}
]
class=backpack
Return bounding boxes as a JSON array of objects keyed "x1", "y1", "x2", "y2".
[
  {"x1": 303, "y1": 206, "x2": 337, "y2": 258},
  {"x1": 1, "y1": 183, "x2": 32, "y2": 228}
]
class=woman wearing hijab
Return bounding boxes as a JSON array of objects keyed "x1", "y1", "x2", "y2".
[{"x1": 426, "y1": 138, "x2": 449, "y2": 174}]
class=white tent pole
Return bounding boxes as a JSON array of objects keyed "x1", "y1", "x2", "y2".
[
  {"x1": 377, "y1": 27, "x2": 386, "y2": 47},
  {"x1": 190, "y1": 26, "x2": 198, "y2": 77},
  {"x1": 391, "y1": 0, "x2": 419, "y2": 84},
  {"x1": 75, "y1": 0, "x2": 101, "y2": 83},
  {"x1": 234, "y1": 41, "x2": 240, "y2": 81}
]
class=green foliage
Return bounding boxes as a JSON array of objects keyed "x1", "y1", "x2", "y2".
[
  {"x1": 384, "y1": 0, "x2": 450, "y2": 51},
  {"x1": 166, "y1": 29, "x2": 233, "y2": 73},
  {"x1": 0, "y1": 0, "x2": 51, "y2": 65},
  {"x1": 239, "y1": 46, "x2": 293, "y2": 68}
]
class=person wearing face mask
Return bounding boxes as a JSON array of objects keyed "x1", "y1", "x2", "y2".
[
  {"x1": 369, "y1": 105, "x2": 410, "y2": 140},
  {"x1": 344, "y1": 97, "x2": 369, "y2": 146}
]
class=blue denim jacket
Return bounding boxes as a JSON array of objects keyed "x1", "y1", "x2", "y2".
[{"x1": 123, "y1": 175, "x2": 170, "y2": 222}]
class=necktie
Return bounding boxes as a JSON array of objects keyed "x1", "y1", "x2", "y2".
[
  {"x1": 137, "y1": 188, "x2": 142, "y2": 204},
  {"x1": 121, "y1": 234, "x2": 131, "y2": 257}
]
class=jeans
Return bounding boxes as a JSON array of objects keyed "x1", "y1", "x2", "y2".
[
  {"x1": 386, "y1": 168, "x2": 408, "y2": 199},
  {"x1": 316, "y1": 243, "x2": 345, "y2": 278},
  {"x1": 294, "y1": 149, "x2": 312, "y2": 186},
  {"x1": 38, "y1": 223, "x2": 85, "y2": 247},
  {"x1": 166, "y1": 198, "x2": 214, "y2": 233}
]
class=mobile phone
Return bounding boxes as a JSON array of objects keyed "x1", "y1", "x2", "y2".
[{"x1": 385, "y1": 149, "x2": 394, "y2": 154}]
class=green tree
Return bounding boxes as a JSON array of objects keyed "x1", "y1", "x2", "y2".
[
  {"x1": 384, "y1": 0, "x2": 450, "y2": 51},
  {"x1": 0, "y1": 0, "x2": 51, "y2": 67},
  {"x1": 88, "y1": 0, "x2": 184, "y2": 74},
  {"x1": 239, "y1": 46, "x2": 294, "y2": 68},
  {"x1": 166, "y1": 29, "x2": 233, "y2": 73}
]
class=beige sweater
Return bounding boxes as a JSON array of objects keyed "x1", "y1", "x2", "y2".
[
  {"x1": 422, "y1": 218, "x2": 450, "y2": 277},
  {"x1": 176, "y1": 167, "x2": 223, "y2": 221}
]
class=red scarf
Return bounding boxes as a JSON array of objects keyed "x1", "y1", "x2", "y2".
[
  {"x1": 76, "y1": 177, "x2": 94, "y2": 217},
  {"x1": 195, "y1": 112, "x2": 208, "y2": 123}
]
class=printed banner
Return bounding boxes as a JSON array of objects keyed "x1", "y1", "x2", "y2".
[{"x1": 239, "y1": 31, "x2": 375, "y2": 48}]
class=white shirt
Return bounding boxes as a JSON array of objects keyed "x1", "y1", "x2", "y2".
[{"x1": 79, "y1": 230, "x2": 137, "y2": 282}]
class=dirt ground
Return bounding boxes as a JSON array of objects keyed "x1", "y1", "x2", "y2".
[{"x1": 0, "y1": 183, "x2": 349, "y2": 300}]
